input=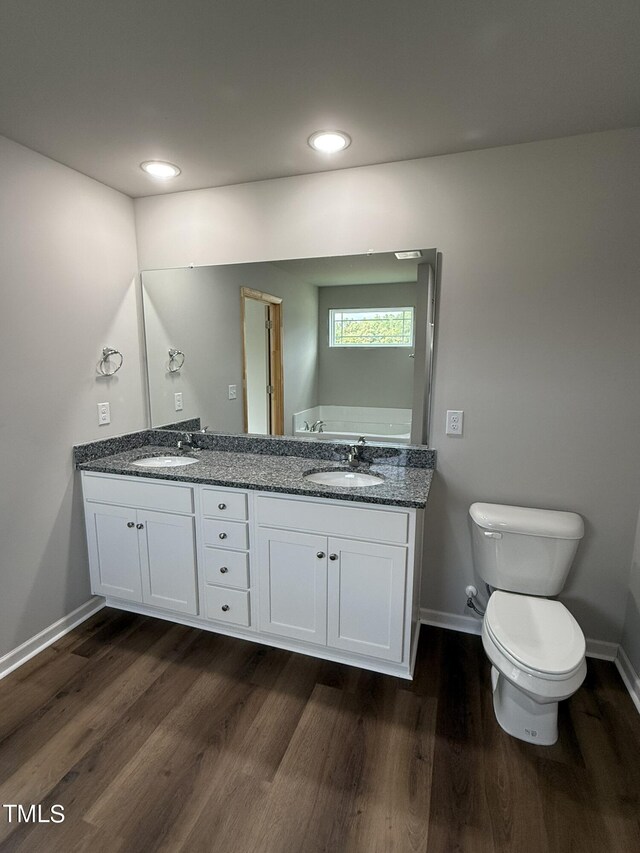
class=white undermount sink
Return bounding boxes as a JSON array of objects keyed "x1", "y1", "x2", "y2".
[
  {"x1": 304, "y1": 469, "x2": 384, "y2": 488},
  {"x1": 132, "y1": 455, "x2": 198, "y2": 468}
]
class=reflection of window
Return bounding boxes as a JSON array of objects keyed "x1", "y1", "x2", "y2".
[{"x1": 329, "y1": 307, "x2": 415, "y2": 348}]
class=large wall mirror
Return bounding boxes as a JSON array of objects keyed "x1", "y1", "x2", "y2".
[{"x1": 141, "y1": 249, "x2": 437, "y2": 446}]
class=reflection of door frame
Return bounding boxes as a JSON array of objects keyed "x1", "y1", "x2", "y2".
[{"x1": 240, "y1": 287, "x2": 284, "y2": 435}]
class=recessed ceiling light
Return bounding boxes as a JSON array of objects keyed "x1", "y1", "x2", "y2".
[
  {"x1": 395, "y1": 250, "x2": 422, "y2": 260},
  {"x1": 308, "y1": 130, "x2": 351, "y2": 153},
  {"x1": 140, "y1": 160, "x2": 181, "y2": 178}
]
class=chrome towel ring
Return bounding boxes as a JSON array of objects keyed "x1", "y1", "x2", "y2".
[
  {"x1": 97, "y1": 347, "x2": 123, "y2": 376},
  {"x1": 168, "y1": 348, "x2": 185, "y2": 373}
]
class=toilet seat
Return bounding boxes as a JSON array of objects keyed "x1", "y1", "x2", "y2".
[{"x1": 485, "y1": 591, "x2": 585, "y2": 679}]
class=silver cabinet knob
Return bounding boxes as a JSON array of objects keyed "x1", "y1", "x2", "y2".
[
  {"x1": 127, "y1": 522, "x2": 135, "y2": 528},
  {"x1": 316, "y1": 551, "x2": 325, "y2": 559},
  {"x1": 221, "y1": 604, "x2": 230, "y2": 612},
  {"x1": 329, "y1": 554, "x2": 338, "y2": 561},
  {"x1": 219, "y1": 532, "x2": 227, "y2": 540},
  {"x1": 136, "y1": 523, "x2": 144, "y2": 530},
  {"x1": 218, "y1": 503, "x2": 227, "y2": 510},
  {"x1": 220, "y1": 566, "x2": 228, "y2": 574}
]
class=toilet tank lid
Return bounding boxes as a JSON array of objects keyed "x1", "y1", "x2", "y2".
[{"x1": 469, "y1": 502, "x2": 584, "y2": 540}]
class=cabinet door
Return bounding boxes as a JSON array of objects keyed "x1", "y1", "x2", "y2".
[
  {"x1": 85, "y1": 502, "x2": 142, "y2": 602},
  {"x1": 327, "y1": 538, "x2": 407, "y2": 662},
  {"x1": 257, "y1": 528, "x2": 327, "y2": 644},
  {"x1": 138, "y1": 509, "x2": 197, "y2": 615}
]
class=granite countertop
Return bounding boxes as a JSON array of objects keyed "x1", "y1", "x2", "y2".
[{"x1": 78, "y1": 445, "x2": 433, "y2": 509}]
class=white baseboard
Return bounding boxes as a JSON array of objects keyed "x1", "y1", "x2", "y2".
[
  {"x1": 420, "y1": 607, "x2": 482, "y2": 636},
  {"x1": 0, "y1": 597, "x2": 105, "y2": 681},
  {"x1": 616, "y1": 646, "x2": 640, "y2": 715},
  {"x1": 585, "y1": 639, "x2": 618, "y2": 661}
]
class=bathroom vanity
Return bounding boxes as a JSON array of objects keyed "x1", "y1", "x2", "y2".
[{"x1": 76, "y1": 432, "x2": 433, "y2": 679}]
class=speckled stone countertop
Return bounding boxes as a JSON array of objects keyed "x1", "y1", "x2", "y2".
[{"x1": 78, "y1": 445, "x2": 433, "y2": 508}]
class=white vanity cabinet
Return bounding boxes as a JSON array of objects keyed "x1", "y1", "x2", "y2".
[
  {"x1": 82, "y1": 473, "x2": 198, "y2": 615},
  {"x1": 83, "y1": 501, "x2": 144, "y2": 602},
  {"x1": 326, "y1": 537, "x2": 407, "y2": 662},
  {"x1": 255, "y1": 495, "x2": 417, "y2": 665},
  {"x1": 81, "y1": 471, "x2": 424, "y2": 678},
  {"x1": 257, "y1": 530, "x2": 407, "y2": 661},
  {"x1": 197, "y1": 487, "x2": 252, "y2": 628},
  {"x1": 257, "y1": 528, "x2": 328, "y2": 644}
]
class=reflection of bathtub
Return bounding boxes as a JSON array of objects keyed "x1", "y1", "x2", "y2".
[{"x1": 293, "y1": 405, "x2": 411, "y2": 444}]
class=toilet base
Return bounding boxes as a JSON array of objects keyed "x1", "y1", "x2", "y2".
[{"x1": 491, "y1": 667, "x2": 558, "y2": 745}]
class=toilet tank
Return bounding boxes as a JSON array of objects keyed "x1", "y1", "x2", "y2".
[{"x1": 469, "y1": 503, "x2": 584, "y2": 596}]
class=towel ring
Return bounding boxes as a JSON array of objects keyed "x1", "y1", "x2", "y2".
[
  {"x1": 168, "y1": 348, "x2": 185, "y2": 373},
  {"x1": 97, "y1": 347, "x2": 123, "y2": 376}
]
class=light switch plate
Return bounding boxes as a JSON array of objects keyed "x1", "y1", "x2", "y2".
[
  {"x1": 228, "y1": 385, "x2": 237, "y2": 400},
  {"x1": 174, "y1": 392, "x2": 183, "y2": 411}
]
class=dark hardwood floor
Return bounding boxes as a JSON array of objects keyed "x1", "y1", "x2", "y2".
[{"x1": 0, "y1": 609, "x2": 638, "y2": 852}]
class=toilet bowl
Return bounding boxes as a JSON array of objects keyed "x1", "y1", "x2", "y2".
[
  {"x1": 469, "y1": 502, "x2": 586, "y2": 745},
  {"x1": 482, "y1": 590, "x2": 586, "y2": 744}
]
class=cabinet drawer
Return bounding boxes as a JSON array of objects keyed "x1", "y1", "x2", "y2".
[
  {"x1": 256, "y1": 495, "x2": 409, "y2": 544},
  {"x1": 201, "y1": 488, "x2": 248, "y2": 521},
  {"x1": 202, "y1": 518, "x2": 249, "y2": 550},
  {"x1": 203, "y1": 548, "x2": 249, "y2": 589},
  {"x1": 82, "y1": 474, "x2": 193, "y2": 514},
  {"x1": 203, "y1": 586, "x2": 250, "y2": 626}
]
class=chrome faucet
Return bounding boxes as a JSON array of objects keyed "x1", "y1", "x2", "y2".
[
  {"x1": 310, "y1": 420, "x2": 325, "y2": 433},
  {"x1": 345, "y1": 437, "x2": 366, "y2": 467},
  {"x1": 177, "y1": 432, "x2": 194, "y2": 452},
  {"x1": 346, "y1": 446, "x2": 360, "y2": 467}
]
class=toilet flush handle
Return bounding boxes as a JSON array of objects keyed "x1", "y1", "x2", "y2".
[{"x1": 484, "y1": 531, "x2": 503, "y2": 539}]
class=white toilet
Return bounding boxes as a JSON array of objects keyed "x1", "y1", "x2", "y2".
[{"x1": 469, "y1": 502, "x2": 586, "y2": 745}]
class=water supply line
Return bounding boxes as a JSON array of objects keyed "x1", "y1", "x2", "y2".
[{"x1": 465, "y1": 584, "x2": 486, "y2": 617}]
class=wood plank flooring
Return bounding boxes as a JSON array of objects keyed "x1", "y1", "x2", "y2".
[{"x1": 0, "y1": 609, "x2": 638, "y2": 852}]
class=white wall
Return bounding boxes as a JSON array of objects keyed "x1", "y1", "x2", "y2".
[
  {"x1": 135, "y1": 128, "x2": 640, "y2": 645},
  {"x1": 621, "y1": 508, "x2": 640, "y2": 673},
  {"x1": 142, "y1": 266, "x2": 245, "y2": 431},
  {"x1": 0, "y1": 136, "x2": 143, "y2": 657}
]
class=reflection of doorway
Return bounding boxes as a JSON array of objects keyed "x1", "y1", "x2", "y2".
[{"x1": 241, "y1": 288, "x2": 284, "y2": 435}]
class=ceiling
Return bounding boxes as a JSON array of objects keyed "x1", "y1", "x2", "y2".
[
  {"x1": 271, "y1": 250, "x2": 435, "y2": 287},
  {"x1": 1, "y1": 1, "x2": 638, "y2": 198}
]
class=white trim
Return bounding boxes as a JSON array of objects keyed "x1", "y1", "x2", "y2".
[
  {"x1": 585, "y1": 639, "x2": 618, "y2": 661},
  {"x1": 420, "y1": 607, "x2": 482, "y2": 636},
  {"x1": 0, "y1": 597, "x2": 105, "y2": 681},
  {"x1": 616, "y1": 646, "x2": 640, "y2": 715}
]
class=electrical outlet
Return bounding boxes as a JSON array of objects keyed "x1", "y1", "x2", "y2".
[
  {"x1": 97, "y1": 402, "x2": 110, "y2": 426},
  {"x1": 228, "y1": 385, "x2": 237, "y2": 400},
  {"x1": 174, "y1": 392, "x2": 183, "y2": 412},
  {"x1": 446, "y1": 410, "x2": 463, "y2": 436}
]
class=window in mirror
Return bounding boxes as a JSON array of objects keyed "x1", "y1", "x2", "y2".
[{"x1": 329, "y1": 307, "x2": 415, "y2": 348}]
